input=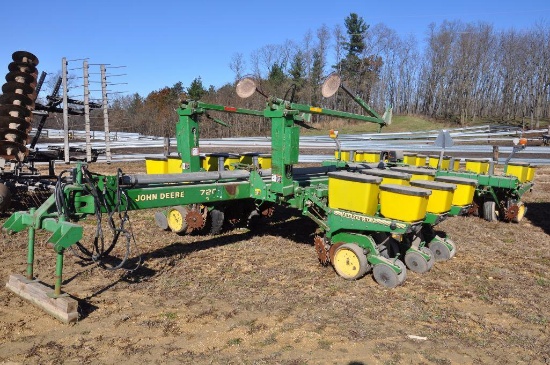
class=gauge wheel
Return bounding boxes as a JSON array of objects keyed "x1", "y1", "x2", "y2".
[
  {"x1": 373, "y1": 264, "x2": 400, "y2": 288},
  {"x1": 154, "y1": 211, "x2": 169, "y2": 231},
  {"x1": 167, "y1": 206, "x2": 189, "y2": 234},
  {"x1": 332, "y1": 243, "x2": 369, "y2": 280},
  {"x1": 429, "y1": 239, "x2": 452, "y2": 261},
  {"x1": 404, "y1": 250, "x2": 430, "y2": 274},
  {"x1": 483, "y1": 201, "x2": 498, "y2": 222}
]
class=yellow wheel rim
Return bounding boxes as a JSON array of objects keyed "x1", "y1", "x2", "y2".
[
  {"x1": 515, "y1": 204, "x2": 526, "y2": 222},
  {"x1": 167, "y1": 209, "x2": 184, "y2": 232},
  {"x1": 333, "y1": 248, "x2": 361, "y2": 278}
]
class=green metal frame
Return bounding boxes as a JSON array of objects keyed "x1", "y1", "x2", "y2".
[
  {"x1": 176, "y1": 101, "x2": 264, "y2": 172},
  {"x1": 435, "y1": 169, "x2": 534, "y2": 215},
  {"x1": 2, "y1": 92, "x2": 418, "y2": 303}
]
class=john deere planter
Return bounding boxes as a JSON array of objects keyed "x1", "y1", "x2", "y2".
[{"x1": 3, "y1": 74, "x2": 454, "y2": 323}]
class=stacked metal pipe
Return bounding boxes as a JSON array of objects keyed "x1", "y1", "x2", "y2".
[{"x1": 0, "y1": 51, "x2": 39, "y2": 161}]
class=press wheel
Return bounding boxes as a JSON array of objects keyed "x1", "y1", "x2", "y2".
[
  {"x1": 429, "y1": 239, "x2": 452, "y2": 261},
  {"x1": 483, "y1": 200, "x2": 498, "y2": 222},
  {"x1": 332, "y1": 243, "x2": 368, "y2": 280},
  {"x1": 373, "y1": 264, "x2": 399, "y2": 288},
  {"x1": 404, "y1": 250, "x2": 430, "y2": 274}
]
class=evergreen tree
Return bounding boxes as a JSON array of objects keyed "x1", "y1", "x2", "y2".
[
  {"x1": 344, "y1": 13, "x2": 368, "y2": 56},
  {"x1": 334, "y1": 13, "x2": 383, "y2": 108},
  {"x1": 267, "y1": 62, "x2": 287, "y2": 96},
  {"x1": 288, "y1": 51, "x2": 306, "y2": 101},
  {"x1": 170, "y1": 81, "x2": 185, "y2": 100},
  {"x1": 187, "y1": 77, "x2": 206, "y2": 100},
  {"x1": 341, "y1": 12, "x2": 369, "y2": 90},
  {"x1": 268, "y1": 63, "x2": 286, "y2": 85}
]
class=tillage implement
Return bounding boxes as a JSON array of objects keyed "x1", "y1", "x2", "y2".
[{"x1": 0, "y1": 51, "x2": 103, "y2": 215}]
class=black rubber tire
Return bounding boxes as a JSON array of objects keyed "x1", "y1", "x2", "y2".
[
  {"x1": 483, "y1": 200, "x2": 498, "y2": 222},
  {"x1": 0, "y1": 183, "x2": 11, "y2": 213},
  {"x1": 246, "y1": 209, "x2": 261, "y2": 230},
  {"x1": 373, "y1": 264, "x2": 400, "y2": 288},
  {"x1": 404, "y1": 250, "x2": 430, "y2": 274},
  {"x1": 208, "y1": 209, "x2": 225, "y2": 235}
]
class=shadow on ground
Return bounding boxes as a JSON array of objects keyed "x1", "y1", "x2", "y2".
[{"x1": 525, "y1": 202, "x2": 550, "y2": 235}]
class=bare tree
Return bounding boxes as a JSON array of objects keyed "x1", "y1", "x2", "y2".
[
  {"x1": 98, "y1": 16, "x2": 550, "y2": 139},
  {"x1": 229, "y1": 53, "x2": 246, "y2": 82}
]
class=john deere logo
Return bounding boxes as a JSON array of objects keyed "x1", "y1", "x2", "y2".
[{"x1": 333, "y1": 210, "x2": 407, "y2": 229}]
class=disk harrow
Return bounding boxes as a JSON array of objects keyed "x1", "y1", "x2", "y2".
[
  {"x1": 4, "y1": 73, "x2": 459, "y2": 323},
  {"x1": 0, "y1": 51, "x2": 38, "y2": 161},
  {"x1": 0, "y1": 51, "x2": 46, "y2": 212},
  {"x1": 0, "y1": 51, "x2": 104, "y2": 215}
]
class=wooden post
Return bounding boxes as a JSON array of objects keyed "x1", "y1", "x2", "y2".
[
  {"x1": 101, "y1": 65, "x2": 111, "y2": 163},
  {"x1": 62, "y1": 58, "x2": 69, "y2": 164},
  {"x1": 83, "y1": 60, "x2": 92, "y2": 162},
  {"x1": 492, "y1": 145, "x2": 499, "y2": 162},
  {"x1": 164, "y1": 136, "x2": 170, "y2": 157}
]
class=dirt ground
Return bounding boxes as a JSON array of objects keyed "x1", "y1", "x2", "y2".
[{"x1": 0, "y1": 161, "x2": 549, "y2": 365}]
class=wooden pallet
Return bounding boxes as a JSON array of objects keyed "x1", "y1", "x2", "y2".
[{"x1": 5, "y1": 274, "x2": 79, "y2": 323}]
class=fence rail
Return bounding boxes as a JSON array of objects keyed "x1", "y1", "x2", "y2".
[{"x1": 30, "y1": 125, "x2": 550, "y2": 165}]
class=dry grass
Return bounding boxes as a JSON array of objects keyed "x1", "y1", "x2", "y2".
[
  {"x1": 0, "y1": 163, "x2": 549, "y2": 364},
  {"x1": 301, "y1": 114, "x2": 450, "y2": 135}
]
